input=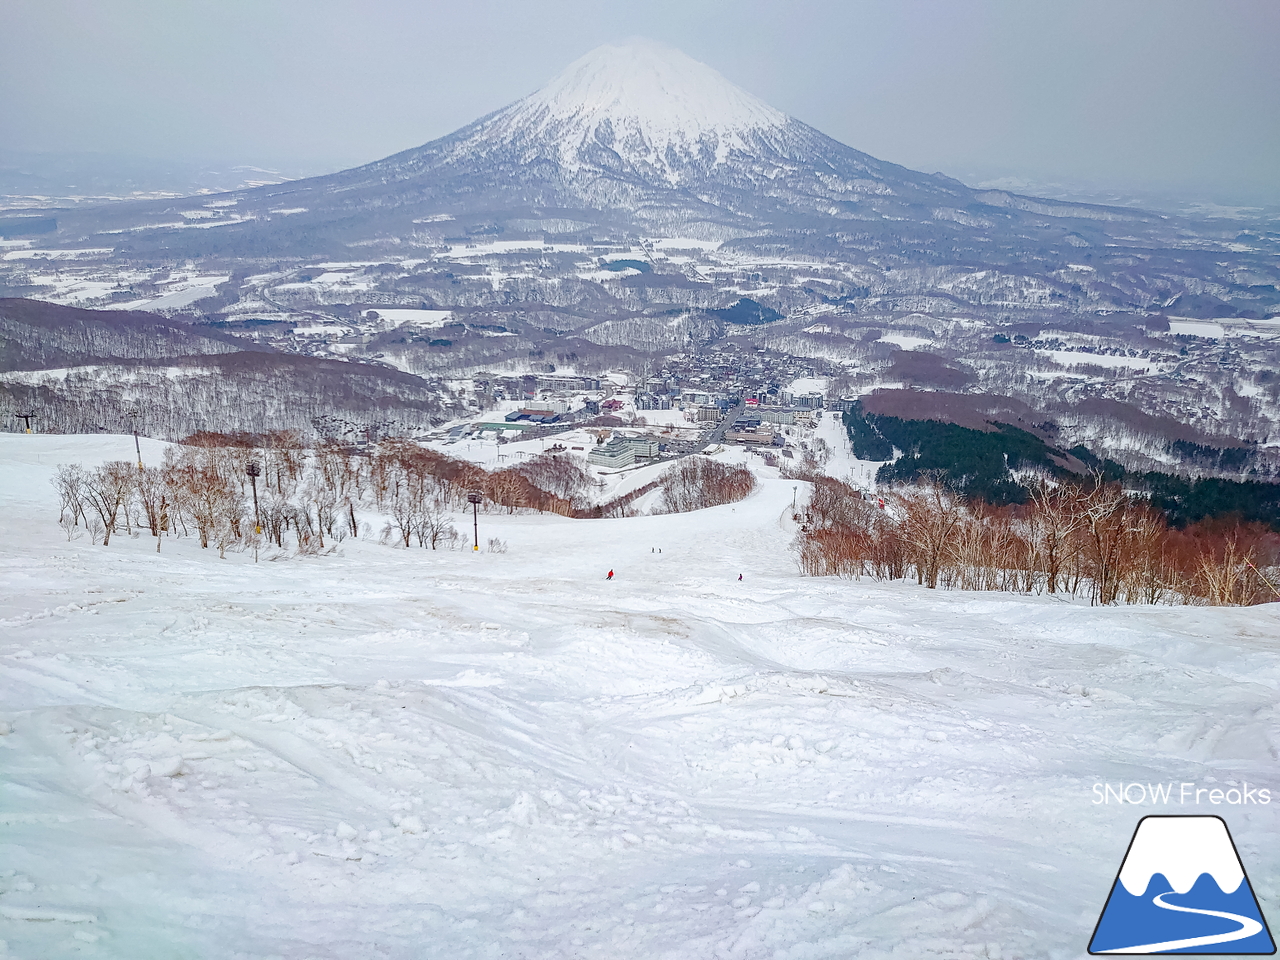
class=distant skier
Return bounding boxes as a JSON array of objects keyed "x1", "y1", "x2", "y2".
[
  {"x1": 607, "y1": 569, "x2": 614, "y2": 580},
  {"x1": 738, "y1": 574, "x2": 743, "y2": 581}
]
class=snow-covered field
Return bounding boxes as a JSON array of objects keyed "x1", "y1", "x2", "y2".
[
  {"x1": 1166, "y1": 320, "x2": 1226, "y2": 340},
  {"x1": 875, "y1": 335, "x2": 932, "y2": 352},
  {"x1": 1035, "y1": 351, "x2": 1167, "y2": 375},
  {"x1": 2, "y1": 436, "x2": 1278, "y2": 959}
]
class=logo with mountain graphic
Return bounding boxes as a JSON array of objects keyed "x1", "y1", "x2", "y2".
[{"x1": 1089, "y1": 815, "x2": 1275, "y2": 954}]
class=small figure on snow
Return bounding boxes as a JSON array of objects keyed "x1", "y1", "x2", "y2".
[
  {"x1": 738, "y1": 574, "x2": 743, "y2": 581},
  {"x1": 607, "y1": 569, "x2": 614, "y2": 580}
]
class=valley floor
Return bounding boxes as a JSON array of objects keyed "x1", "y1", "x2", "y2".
[{"x1": 1, "y1": 436, "x2": 1278, "y2": 959}]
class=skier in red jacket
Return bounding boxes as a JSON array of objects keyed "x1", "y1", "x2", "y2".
[{"x1": 607, "y1": 569, "x2": 614, "y2": 580}]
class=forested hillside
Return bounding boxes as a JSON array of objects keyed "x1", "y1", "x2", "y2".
[
  {"x1": 844, "y1": 402, "x2": 1280, "y2": 528},
  {"x1": 0, "y1": 298, "x2": 249, "y2": 370},
  {"x1": 0, "y1": 299, "x2": 459, "y2": 439}
]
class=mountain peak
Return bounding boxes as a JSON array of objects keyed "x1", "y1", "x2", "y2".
[{"x1": 494, "y1": 40, "x2": 790, "y2": 176}]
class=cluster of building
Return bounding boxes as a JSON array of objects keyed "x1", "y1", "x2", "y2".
[
  {"x1": 633, "y1": 393, "x2": 674, "y2": 411},
  {"x1": 479, "y1": 373, "x2": 604, "y2": 402},
  {"x1": 724, "y1": 424, "x2": 784, "y2": 446},
  {"x1": 503, "y1": 399, "x2": 570, "y2": 425},
  {"x1": 444, "y1": 344, "x2": 842, "y2": 457},
  {"x1": 587, "y1": 435, "x2": 662, "y2": 469},
  {"x1": 742, "y1": 401, "x2": 817, "y2": 426}
]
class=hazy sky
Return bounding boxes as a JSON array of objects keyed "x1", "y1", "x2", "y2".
[{"x1": 3, "y1": 0, "x2": 1277, "y2": 205}]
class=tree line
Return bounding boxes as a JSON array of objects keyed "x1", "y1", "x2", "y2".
[
  {"x1": 793, "y1": 473, "x2": 1279, "y2": 606},
  {"x1": 844, "y1": 403, "x2": 1280, "y2": 524},
  {"x1": 51, "y1": 433, "x2": 757, "y2": 555}
]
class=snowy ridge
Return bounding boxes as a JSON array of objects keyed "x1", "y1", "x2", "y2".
[{"x1": 1117, "y1": 817, "x2": 1245, "y2": 896}]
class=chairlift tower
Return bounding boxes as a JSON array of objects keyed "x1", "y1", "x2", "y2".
[
  {"x1": 246, "y1": 461, "x2": 262, "y2": 534},
  {"x1": 126, "y1": 408, "x2": 143, "y2": 469},
  {"x1": 16, "y1": 413, "x2": 36, "y2": 434},
  {"x1": 246, "y1": 460, "x2": 262, "y2": 563},
  {"x1": 468, "y1": 490, "x2": 482, "y2": 552}
]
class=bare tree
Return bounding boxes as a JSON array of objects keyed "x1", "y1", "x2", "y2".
[
  {"x1": 654, "y1": 458, "x2": 755, "y2": 514},
  {"x1": 897, "y1": 477, "x2": 962, "y2": 589},
  {"x1": 82, "y1": 461, "x2": 135, "y2": 547},
  {"x1": 1078, "y1": 477, "x2": 1132, "y2": 606},
  {"x1": 415, "y1": 498, "x2": 457, "y2": 550},
  {"x1": 1027, "y1": 478, "x2": 1084, "y2": 595},
  {"x1": 134, "y1": 464, "x2": 168, "y2": 551},
  {"x1": 52, "y1": 464, "x2": 88, "y2": 530},
  {"x1": 793, "y1": 472, "x2": 1279, "y2": 608}
]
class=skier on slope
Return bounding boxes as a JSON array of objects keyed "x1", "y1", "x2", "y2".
[{"x1": 607, "y1": 569, "x2": 614, "y2": 580}]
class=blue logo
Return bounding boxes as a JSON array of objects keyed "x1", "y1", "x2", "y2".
[{"x1": 1090, "y1": 815, "x2": 1275, "y2": 954}]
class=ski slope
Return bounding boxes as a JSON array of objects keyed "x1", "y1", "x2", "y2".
[{"x1": 1, "y1": 435, "x2": 1278, "y2": 959}]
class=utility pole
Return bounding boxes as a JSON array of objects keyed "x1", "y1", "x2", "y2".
[
  {"x1": 16, "y1": 413, "x2": 36, "y2": 433},
  {"x1": 246, "y1": 460, "x2": 262, "y2": 562},
  {"x1": 468, "y1": 490, "x2": 482, "y2": 552}
]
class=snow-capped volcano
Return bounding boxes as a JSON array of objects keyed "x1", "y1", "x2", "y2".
[
  {"x1": 493, "y1": 40, "x2": 790, "y2": 178},
  {"x1": 71, "y1": 39, "x2": 965, "y2": 238},
  {"x1": 57, "y1": 38, "x2": 1156, "y2": 253},
  {"x1": 414, "y1": 38, "x2": 942, "y2": 207}
]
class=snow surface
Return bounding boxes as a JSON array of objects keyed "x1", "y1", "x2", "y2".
[
  {"x1": 787, "y1": 377, "x2": 829, "y2": 396},
  {"x1": 519, "y1": 39, "x2": 787, "y2": 144},
  {"x1": 813, "y1": 412, "x2": 884, "y2": 489},
  {"x1": 876, "y1": 334, "x2": 932, "y2": 351},
  {"x1": 2, "y1": 249, "x2": 113, "y2": 261},
  {"x1": 370, "y1": 309, "x2": 455, "y2": 328},
  {"x1": 493, "y1": 40, "x2": 789, "y2": 177},
  {"x1": 444, "y1": 240, "x2": 588, "y2": 257},
  {"x1": 1035, "y1": 350, "x2": 1165, "y2": 374},
  {"x1": 648, "y1": 238, "x2": 724, "y2": 252},
  {"x1": 126, "y1": 276, "x2": 230, "y2": 313},
  {"x1": 2, "y1": 434, "x2": 1279, "y2": 959},
  {"x1": 1167, "y1": 320, "x2": 1226, "y2": 340}
]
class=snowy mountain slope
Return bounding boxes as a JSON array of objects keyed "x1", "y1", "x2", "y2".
[
  {"x1": 51, "y1": 40, "x2": 1166, "y2": 257},
  {"x1": 499, "y1": 38, "x2": 791, "y2": 178},
  {"x1": 3, "y1": 434, "x2": 1279, "y2": 958}
]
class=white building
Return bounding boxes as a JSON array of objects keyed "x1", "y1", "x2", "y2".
[{"x1": 588, "y1": 440, "x2": 636, "y2": 468}]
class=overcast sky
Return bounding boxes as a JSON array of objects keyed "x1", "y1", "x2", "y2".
[{"x1": 2, "y1": 0, "x2": 1277, "y2": 205}]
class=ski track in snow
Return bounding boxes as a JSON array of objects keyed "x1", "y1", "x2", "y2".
[{"x1": 1, "y1": 435, "x2": 1279, "y2": 958}]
